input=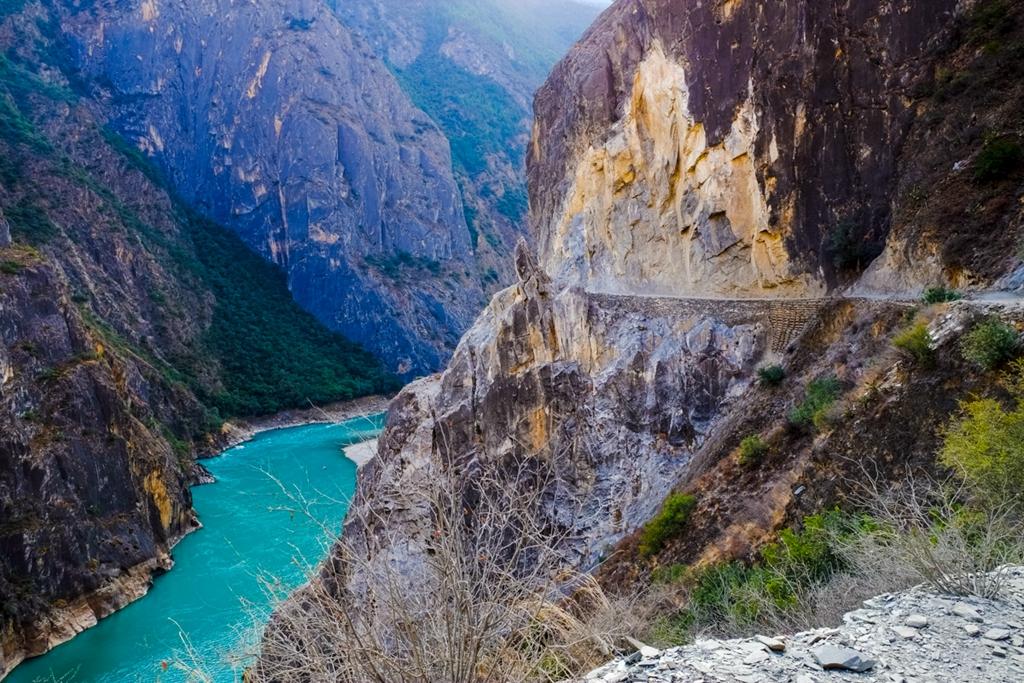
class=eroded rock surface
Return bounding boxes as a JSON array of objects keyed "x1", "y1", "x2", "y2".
[
  {"x1": 352, "y1": 244, "x2": 773, "y2": 571},
  {"x1": 55, "y1": 0, "x2": 475, "y2": 375},
  {"x1": 529, "y1": 0, "x2": 961, "y2": 297}
]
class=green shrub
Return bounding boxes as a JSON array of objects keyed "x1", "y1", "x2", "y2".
[
  {"x1": 391, "y1": 14, "x2": 524, "y2": 177},
  {"x1": 738, "y1": 435, "x2": 768, "y2": 467},
  {"x1": 658, "y1": 511, "x2": 864, "y2": 640},
  {"x1": 974, "y1": 136, "x2": 1023, "y2": 183},
  {"x1": 5, "y1": 198, "x2": 58, "y2": 244},
  {"x1": 1, "y1": 260, "x2": 23, "y2": 275},
  {"x1": 893, "y1": 322, "x2": 934, "y2": 365},
  {"x1": 365, "y1": 251, "x2": 443, "y2": 281},
  {"x1": 961, "y1": 318, "x2": 1019, "y2": 370},
  {"x1": 941, "y1": 361, "x2": 1024, "y2": 500},
  {"x1": 922, "y1": 286, "x2": 962, "y2": 304},
  {"x1": 789, "y1": 376, "x2": 842, "y2": 431},
  {"x1": 968, "y1": 0, "x2": 1016, "y2": 45},
  {"x1": 639, "y1": 493, "x2": 697, "y2": 557},
  {"x1": 757, "y1": 365, "x2": 786, "y2": 387},
  {"x1": 494, "y1": 185, "x2": 528, "y2": 223}
]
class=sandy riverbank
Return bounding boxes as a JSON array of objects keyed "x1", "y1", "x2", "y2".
[
  {"x1": 342, "y1": 437, "x2": 379, "y2": 468},
  {"x1": 211, "y1": 395, "x2": 392, "y2": 455}
]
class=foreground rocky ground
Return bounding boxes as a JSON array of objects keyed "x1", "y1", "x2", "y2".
[{"x1": 581, "y1": 568, "x2": 1024, "y2": 682}]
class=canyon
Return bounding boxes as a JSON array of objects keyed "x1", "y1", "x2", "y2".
[
  {"x1": 255, "y1": 0, "x2": 1024, "y2": 677},
  {"x1": 3, "y1": 0, "x2": 1024, "y2": 680},
  {"x1": 57, "y1": 0, "x2": 600, "y2": 376},
  {"x1": 0, "y1": 0, "x2": 601, "y2": 677}
]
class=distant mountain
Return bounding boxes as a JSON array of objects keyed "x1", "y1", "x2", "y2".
[
  {"x1": 335, "y1": 1, "x2": 604, "y2": 305},
  {"x1": 45, "y1": 0, "x2": 600, "y2": 377}
]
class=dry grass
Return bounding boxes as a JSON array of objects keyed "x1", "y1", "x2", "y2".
[{"x1": 239, "y1": 432, "x2": 644, "y2": 683}]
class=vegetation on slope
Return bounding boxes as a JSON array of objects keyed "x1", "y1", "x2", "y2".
[
  {"x1": 0, "y1": 39, "x2": 398, "y2": 422},
  {"x1": 390, "y1": 13, "x2": 525, "y2": 179}
]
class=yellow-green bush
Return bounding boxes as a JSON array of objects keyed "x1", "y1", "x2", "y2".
[
  {"x1": 738, "y1": 435, "x2": 768, "y2": 467},
  {"x1": 941, "y1": 360, "x2": 1024, "y2": 501},
  {"x1": 639, "y1": 493, "x2": 697, "y2": 557},
  {"x1": 893, "y1": 322, "x2": 934, "y2": 365}
]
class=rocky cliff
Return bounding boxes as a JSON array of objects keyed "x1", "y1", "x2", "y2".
[
  {"x1": 0, "y1": 4, "x2": 394, "y2": 674},
  {"x1": 260, "y1": 3, "x2": 1024, "y2": 672},
  {"x1": 47, "y1": 0, "x2": 598, "y2": 377}
]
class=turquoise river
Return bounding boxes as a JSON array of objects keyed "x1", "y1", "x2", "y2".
[{"x1": 8, "y1": 415, "x2": 385, "y2": 683}]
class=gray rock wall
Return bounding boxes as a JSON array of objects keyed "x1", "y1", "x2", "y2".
[{"x1": 61, "y1": 0, "x2": 481, "y2": 375}]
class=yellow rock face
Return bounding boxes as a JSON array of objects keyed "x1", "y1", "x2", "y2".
[
  {"x1": 541, "y1": 43, "x2": 822, "y2": 299},
  {"x1": 143, "y1": 471, "x2": 173, "y2": 532}
]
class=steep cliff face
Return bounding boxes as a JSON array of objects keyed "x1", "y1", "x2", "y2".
[
  {"x1": 334, "y1": 0, "x2": 603, "y2": 291},
  {"x1": 46, "y1": 0, "x2": 599, "y2": 377},
  {"x1": 51, "y1": 0, "x2": 472, "y2": 375},
  {"x1": 530, "y1": 0, "x2": 965, "y2": 297},
  {"x1": 0, "y1": 5, "x2": 393, "y2": 674},
  {"x1": 260, "y1": 0, "x2": 1024, "y2": 672}
]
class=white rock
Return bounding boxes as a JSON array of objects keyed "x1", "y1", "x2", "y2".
[
  {"x1": 893, "y1": 626, "x2": 919, "y2": 639},
  {"x1": 952, "y1": 603, "x2": 984, "y2": 622},
  {"x1": 639, "y1": 645, "x2": 660, "y2": 658},
  {"x1": 906, "y1": 614, "x2": 929, "y2": 628},
  {"x1": 985, "y1": 629, "x2": 1011, "y2": 641}
]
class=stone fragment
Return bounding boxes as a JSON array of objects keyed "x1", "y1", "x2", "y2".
[
  {"x1": 906, "y1": 614, "x2": 929, "y2": 628},
  {"x1": 893, "y1": 626, "x2": 919, "y2": 639},
  {"x1": 964, "y1": 624, "x2": 981, "y2": 637},
  {"x1": 795, "y1": 676, "x2": 817, "y2": 683},
  {"x1": 984, "y1": 629, "x2": 1011, "y2": 641},
  {"x1": 742, "y1": 650, "x2": 769, "y2": 665},
  {"x1": 952, "y1": 603, "x2": 983, "y2": 622},
  {"x1": 639, "y1": 645, "x2": 660, "y2": 658},
  {"x1": 755, "y1": 635, "x2": 786, "y2": 652},
  {"x1": 812, "y1": 644, "x2": 876, "y2": 672}
]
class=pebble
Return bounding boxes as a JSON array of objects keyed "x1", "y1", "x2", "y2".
[
  {"x1": 755, "y1": 635, "x2": 786, "y2": 652},
  {"x1": 813, "y1": 644, "x2": 876, "y2": 672}
]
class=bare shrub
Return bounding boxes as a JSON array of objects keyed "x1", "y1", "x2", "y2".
[
  {"x1": 845, "y1": 469, "x2": 1024, "y2": 599},
  {"x1": 247, "y1": 452, "x2": 643, "y2": 683}
]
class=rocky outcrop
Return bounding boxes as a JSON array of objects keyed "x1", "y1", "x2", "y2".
[
  {"x1": 529, "y1": 0, "x2": 961, "y2": 297},
  {"x1": 351, "y1": 243, "x2": 771, "y2": 571},
  {"x1": 580, "y1": 567, "x2": 1024, "y2": 682}
]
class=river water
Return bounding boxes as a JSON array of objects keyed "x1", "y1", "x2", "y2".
[{"x1": 8, "y1": 415, "x2": 384, "y2": 683}]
